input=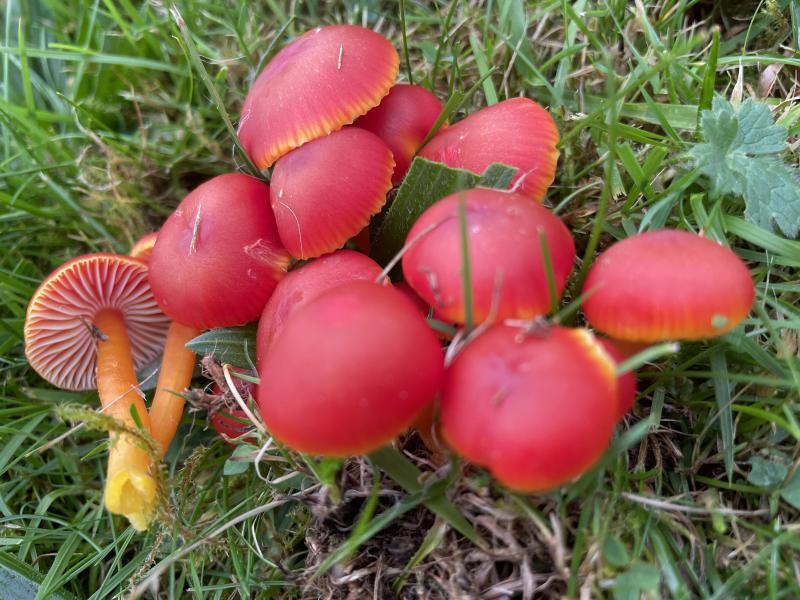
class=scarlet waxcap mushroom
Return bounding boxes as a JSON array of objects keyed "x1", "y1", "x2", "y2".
[
  {"x1": 441, "y1": 324, "x2": 618, "y2": 492},
  {"x1": 583, "y1": 229, "x2": 755, "y2": 342},
  {"x1": 238, "y1": 25, "x2": 399, "y2": 169},
  {"x1": 270, "y1": 128, "x2": 394, "y2": 259},
  {"x1": 417, "y1": 98, "x2": 559, "y2": 202},
  {"x1": 256, "y1": 249, "x2": 383, "y2": 364},
  {"x1": 597, "y1": 338, "x2": 637, "y2": 419},
  {"x1": 258, "y1": 281, "x2": 444, "y2": 457},
  {"x1": 354, "y1": 83, "x2": 445, "y2": 184},
  {"x1": 149, "y1": 173, "x2": 290, "y2": 329},
  {"x1": 147, "y1": 173, "x2": 288, "y2": 457},
  {"x1": 402, "y1": 188, "x2": 575, "y2": 325},
  {"x1": 24, "y1": 253, "x2": 170, "y2": 530},
  {"x1": 129, "y1": 231, "x2": 158, "y2": 263}
]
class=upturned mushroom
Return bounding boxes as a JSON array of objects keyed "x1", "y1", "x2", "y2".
[
  {"x1": 147, "y1": 173, "x2": 289, "y2": 457},
  {"x1": 440, "y1": 324, "x2": 619, "y2": 492},
  {"x1": 129, "y1": 231, "x2": 158, "y2": 262},
  {"x1": 402, "y1": 188, "x2": 575, "y2": 325},
  {"x1": 270, "y1": 128, "x2": 394, "y2": 259},
  {"x1": 24, "y1": 254, "x2": 170, "y2": 530},
  {"x1": 354, "y1": 83, "x2": 445, "y2": 184},
  {"x1": 238, "y1": 25, "x2": 399, "y2": 169},
  {"x1": 582, "y1": 229, "x2": 755, "y2": 342},
  {"x1": 258, "y1": 281, "x2": 444, "y2": 456},
  {"x1": 417, "y1": 97, "x2": 559, "y2": 202}
]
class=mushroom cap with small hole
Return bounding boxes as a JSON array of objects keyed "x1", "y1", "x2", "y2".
[
  {"x1": 256, "y1": 249, "x2": 383, "y2": 366},
  {"x1": 583, "y1": 229, "x2": 755, "y2": 342},
  {"x1": 238, "y1": 25, "x2": 399, "y2": 169},
  {"x1": 129, "y1": 231, "x2": 158, "y2": 263},
  {"x1": 441, "y1": 324, "x2": 618, "y2": 492},
  {"x1": 258, "y1": 281, "x2": 444, "y2": 457},
  {"x1": 354, "y1": 83, "x2": 445, "y2": 184},
  {"x1": 149, "y1": 173, "x2": 290, "y2": 330},
  {"x1": 270, "y1": 128, "x2": 394, "y2": 259},
  {"x1": 24, "y1": 253, "x2": 170, "y2": 391},
  {"x1": 401, "y1": 187, "x2": 575, "y2": 325},
  {"x1": 417, "y1": 97, "x2": 559, "y2": 202}
]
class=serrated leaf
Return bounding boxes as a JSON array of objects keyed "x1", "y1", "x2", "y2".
[
  {"x1": 185, "y1": 324, "x2": 257, "y2": 368},
  {"x1": 478, "y1": 163, "x2": 517, "y2": 188},
  {"x1": 690, "y1": 96, "x2": 800, "y2": 238},
  {"x1": 747, "y1": 456, "x2": 788, "y2": 488},
  {"x1": 371, "y1": 158, "x2": 517, "y2": 266}
]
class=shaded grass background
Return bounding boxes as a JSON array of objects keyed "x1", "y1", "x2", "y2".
[{"x1": 2, "y1": 0, "x2": 800, "y2": 597}]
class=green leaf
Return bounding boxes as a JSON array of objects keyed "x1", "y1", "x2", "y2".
[
  {"x1": 186, "y1": 324, "x2": 257, "y2": 368},
  {"x1": 780, "y1": 469, "x2": 800, "y2": 509},
  {"x1": 602, "y1": 534, "x2": 630, "y2": 568},
  {"x1": 747, "y1": 456, "x2": 788, "y2": 488},
  {"x1": 612, "y1": 562, "x2": 661, "y2": 600},
  {"x1": 371, "y1": 158, "x2": 517, "y2": 266},
  {"x1": 0, "y1": 552, "x2": 76, "y2": 600},
  {"x1": 690, "y1": 97, "x2": 800, "y2": 238},
  {"x1": 223, "y1": 444, "x2": 255, "y2": 476}
]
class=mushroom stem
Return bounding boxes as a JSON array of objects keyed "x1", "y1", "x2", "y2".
[
  {"x1": 149, "y1": 321, "x2": 199, "y2": 457},
  {"x1": 94, "y1": 309, "x2": 157, "y2": 531}
]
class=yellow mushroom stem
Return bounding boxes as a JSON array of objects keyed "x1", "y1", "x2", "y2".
[
  {"x1": 94, "y1": 309, "x2": 157, "y2": 531},
  {"x1": 149, "y1": 321, "x2": 200, "y2": 457}
]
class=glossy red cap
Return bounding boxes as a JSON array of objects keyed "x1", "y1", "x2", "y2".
[
  {"x1": 583, "y1": 230, "x2": 755, "y2": 342},
  {"x1": 402, "y1": 188, "x2": 575, "y2": 325},
  {"x1": 258, "y1": 281, "x2": 444, "y2": 457},
  {"x1": 270, "y1": 128, "x2": 394, "y2": 259},
  {"x1": 417, "y1": 98, "x2": 559, "y2": 202},
  {"x1": 24, "y1": 254, "x2": 170, "y2": 390},
  {"x1": 441, "y1": 325, "x2": 618, "y2": 492},
  {"x1": 354, "y1": 84, "x2": 445, "y2": 184},
  {"x1": 597, "y1": 338, "x2": 637, "y2": 419},
  {"x1": 238, "y1": 25, "x2": 399, "y2": 169},
  {"x1": 149, "y1": 174, "x2": 290, "y2": 329},
  {"x1": 256, "y1": 249, "x2": 383, "y2": 364}
]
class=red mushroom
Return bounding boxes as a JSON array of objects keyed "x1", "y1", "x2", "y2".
[
  {"x1": 597, "y1": 338, "x2": 637, "y2": 419},
  {"x1": 583, "y1": 229, "x2": 755, "y2": 342},
  {"x1": 210, "y1": 369, "x2": 258, "y2": 445},
  {"x1": 258, "y1": 281, "x2": 443, "y2": 456},
  {"x1": 147, "y1": 174, "x2": 289, "y2": 456},
  {"x1": 238, "y1": 25, "x2": 399, "y2": 169},
  {"x1": 270, "y1": 128, "x2": 394, "y2": 259},
  {"x1": 402, "y1": 188, "x2": 575, "y2": 325},
  {"x1": 354, "y1": 83, "x2": 445, "y2": 184},
  {"x1": 24, "y1": 254, "x2": 170, "y2": 529},
  {"x1": 129, "y1": 231, "x2": 158, "y2": 263},
  {"x1": 441, "y1": 324, "x2": 618, "y2": 492},
  {"x1": 256, "y1": 249, "x2": 382, "y2": 365},
  {"x1": 417, "y1": 98, "x2": 559, "y2": 202}
]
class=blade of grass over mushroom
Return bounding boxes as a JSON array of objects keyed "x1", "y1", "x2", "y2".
[
  {"x1": 185, "y1": 325, "x2": 257, "y2": 369},
  {"x1": 372, "y1": 159, "x2": 514, "y2": 266},
  {"x1": 617, "y1": 343, "x2": 681, "y2": 375},
  {"x1": 368, "y1": 447, "x2": 483, "y2": 546},
  {"x1": 457, "y1": 194, "x2": 474, "y2": 333},
  {"x1": 538, "y1": 229, "x2": 558, "y2": 314}
]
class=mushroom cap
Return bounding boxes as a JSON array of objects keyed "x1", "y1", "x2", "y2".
[
  {"x1": 129, "y1": 231, "x2": 158, "y2": 263},
  {"x1": 258, "y1": 281, "x2": 444, "y2": 457},
  {"x1": 270, "y1": 128, "x2": 394, "y2": 259},
  {"x1": 417, "y1": 97, "x2": 559, "y2": 202},
  {"x1": 256, "y1": 249, "x2": 383, "y2": 365},
  {"x1": 149, "y1": 173, "x2": 290, "y2": 330},
  {"x1": 583, "y1": 229, "x2": 755, "y2": 342},
  {"x1": 238, "y1": 25, "x2": 399, "y2": 169},
  {"x1": 402, "y1": 187, "x2": 575, "y2": 325},
  {"x1": 441, "y1": 325, "x2": 618, "y2": 492},
  {"x1": 24, "y1": 253, "x2": 170, "y2": 391},
  {"x1": 597, "y1": 338, "x2": 637, "y2": 419},
  {"x1": 354, "y1": 83, "x2": 445, "y2": 184}
]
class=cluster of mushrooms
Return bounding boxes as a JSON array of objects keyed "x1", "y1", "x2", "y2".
[{"x1": 24, "y1": 25, "x2": 755, "y2": 531}]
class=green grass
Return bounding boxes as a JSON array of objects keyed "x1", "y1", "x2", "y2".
[{"x1": 2, "y1": 0, "x2": 800, "y2": 598}]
